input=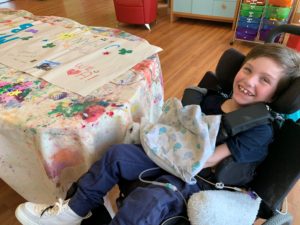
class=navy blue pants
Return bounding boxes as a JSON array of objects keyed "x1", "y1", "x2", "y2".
[{"x1": 69, "y1": 144, "x2": 208, "y2": 225}]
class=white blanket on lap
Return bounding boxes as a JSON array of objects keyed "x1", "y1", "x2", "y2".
[
  {"x1": 140, "y1": 98, "x2": 221, "y2": 184},
  {"x1": 188, "y1": 190, "x2": 261, "y2": 225}
]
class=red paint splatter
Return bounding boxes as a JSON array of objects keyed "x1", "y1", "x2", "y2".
[
  {"x1": 106, "y1": 111, "x2": 114, "y2": 117},
  {"x1": 67, "y1": 69, "x2": 81, "y2": 76},
  {"x1": 0, "y1": 20, "x2": 12, "y2": 24},
  {"x1": 82, "y1": 105, "x2": 105, "y2": 123},
  {"x1": 39, "y1": 80, "x2": 48, "y2": 89}
]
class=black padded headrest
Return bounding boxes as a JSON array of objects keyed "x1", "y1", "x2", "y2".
[
  {"x1": 214, "y1": 48, "x2": 300, "y2": 114},
  {"x1": 270, "y1": 77, "x2": 300, "y2": 114},
  {"x1": 215, "y1": 48, "x2": 245, "y2": 94}
]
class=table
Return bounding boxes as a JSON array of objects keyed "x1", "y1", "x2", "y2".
[{"x1": 0, "y1": 9, "x2": 164, "y2": 203}]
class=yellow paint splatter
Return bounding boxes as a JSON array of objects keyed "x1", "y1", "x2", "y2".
[
  {"x1": 62, "y1": 101, "x2": 69, "y2": 107},
  {"x1": 8, "y1": 89, "x2": 22, "y2": 96},
  {"x1": 17, "y1": 77, "x2": 25, "y2": 82},
  {"x1": 58, "y1": 32, "x2": 76, "y2": 40},
  {"x1": 131, "y1": 103, "x2": 139, "y2": 114}
]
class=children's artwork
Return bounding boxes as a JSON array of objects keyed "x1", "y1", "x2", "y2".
[{"x1": 0, "y1": 13, "x2": 162, "y2": 96}]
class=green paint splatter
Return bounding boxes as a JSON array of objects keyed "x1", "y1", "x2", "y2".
[
  {"x1": 0, "y1": 84, "x2": 13, "y2": 94},
  {"x1": 118, "y1": 48, "x2": 132, "y2": 55},
  {"x1": 48, "y1": 102, "x2": 92, "y2": 117},
  {"x1": 21, "y1": 36, "x2": 33, "y2": 40},
  {"x1": 42, "y1": 43, "x2": 56, "y2": 48}
]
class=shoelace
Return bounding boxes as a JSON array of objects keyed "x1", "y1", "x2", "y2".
[{"x1": 40, "y1": 198, "x2": 66, "y2": 217}]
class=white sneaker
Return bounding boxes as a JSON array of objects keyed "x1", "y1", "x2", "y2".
[{"x1": 15, "y1": 199, "x2": 87, "y2": 225}]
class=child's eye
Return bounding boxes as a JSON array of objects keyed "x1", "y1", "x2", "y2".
[
  {"x1": 261, "y1": 77, "x2": 271, "y2": 84},
  {"x1": 243, "y1": 67, "x2": 251, "y2": 73}
]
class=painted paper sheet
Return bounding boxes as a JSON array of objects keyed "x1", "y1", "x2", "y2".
[{"x1": 0, "y1": 15, "x2": 162, "y2": 96}]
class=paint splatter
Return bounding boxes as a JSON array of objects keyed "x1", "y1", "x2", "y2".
[
  {"x1": 0, "y1": 81, "x2": 33, "y2": 106},
  {"x1": 45, "y1": 148, "x2": 84, "y2": 179},
  {"x1": 25, "y1": 29, "x2": 38, "y2": 34},
  {"x1": 49, "y1": 91, "x2": 68, "y2": 100},
  {"x1": 82, "y1": 105, "x2": 105, "y2": 122},
  {"x1": 58, "y1": 32, "x2": 76, "y2": 40},
  {"x1": 106, "y1": 111, "x2": 114, "y2": 117},
  {"x1": 20, "y1": 36, "x2": 33, "y2": 40},
  {"x1": 42, "y1": 43, "x2": 56, "y2": 48},
  {"x1": 35, "y1": 60, "x2": 60, "y2": 71},
  {"x1": 118, "y1": 48, "x2": 132, "y2": 55},
  {"x1": 48, "y1": 99, "x2": 119, "y2": 123}
]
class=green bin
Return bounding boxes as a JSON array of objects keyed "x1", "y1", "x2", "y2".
[
  {"x1": 265, "y1": 6, "x2": 291, "y2": 20},
  {"x1": 240, "y1": 9, "x2": 263, "y2": 18},
  {"x1": 241, "y1": 3, "x2": 264, "y2": 11}
]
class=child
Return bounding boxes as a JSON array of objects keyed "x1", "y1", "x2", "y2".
[{"x1": 15, "y1": 44, "x2": 300, "y2": 225}]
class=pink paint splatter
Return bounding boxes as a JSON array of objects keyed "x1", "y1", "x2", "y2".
[{"x1": 0, "y1": 81, "x2": 10, "y2": 87}]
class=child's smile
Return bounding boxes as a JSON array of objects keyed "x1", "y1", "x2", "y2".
[{"x1": 238, "y1": 84, "x2": 255, "y2": 96}]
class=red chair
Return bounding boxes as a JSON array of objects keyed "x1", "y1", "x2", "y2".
[{"x1": 113, "y1": 0, "x2": 158, "y2": 30}]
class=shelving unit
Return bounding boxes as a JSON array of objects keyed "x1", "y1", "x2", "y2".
[
  {"x1": 231, "y1": 0, "x2": 298, "y2": 44},
  {"x1": 170, "y1": 0, "x2": 240, "y2": 25}
]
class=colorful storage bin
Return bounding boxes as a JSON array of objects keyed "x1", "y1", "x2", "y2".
[
  {"x1": 269, "y1": 0, "x2": 293, "y2": 7},
  {"x1": 236, "y1": 31, "x2": 257, "y2": 41},
  {"x1": 241, "y1": 3, "x2": 264, "y2": 11},
  {"x1": 238, "y1": 20, "x2": 260, "y2": 29},
  {"x1": 265, "y1": 6, "x2": 291, "y2": 20},
  {"x1": 243, "y1": 0, "x2": 265, "y2": 6},
  {"x1": 262, "y1": 18, "x2": 287, "y2": 26},
  {"x1": 237, "y1": 27, "x2": 259, "y2": 35},
  {"x1": 238, "y1": 16, "x2": 261, "y2": 29},
  {"x1": 235, "y1": 0, "x2": 294, "y2": 44},
  {"x1": 239, "y1": 16, "x2": 261, "y2": 23},
  {"x1": 259, "y1": 29, "x2": 281, "y2": 42},
  {"x1": 240, "y1": 9, "x2": 264, "y2": 18},
  {"x1": 287, "y1": 34, "x2": 300, "y2": 51}
]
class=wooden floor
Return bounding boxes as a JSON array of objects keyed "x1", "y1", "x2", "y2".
[{"x1": 0, "y1": 0, "x2": 299, "y2": 224}]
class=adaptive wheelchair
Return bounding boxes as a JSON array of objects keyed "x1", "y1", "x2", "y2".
[{"x1": 67, "y1": 25, "x2": 300, "y2": 225}]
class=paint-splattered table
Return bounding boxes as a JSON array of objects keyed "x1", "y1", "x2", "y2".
[{"x1": 0, "y1": 9, "x2": 164, "y2": 203}]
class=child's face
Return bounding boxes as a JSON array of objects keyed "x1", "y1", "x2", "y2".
[{"x1": 232, "y1": 57, "x2": 284, "y2": 106}]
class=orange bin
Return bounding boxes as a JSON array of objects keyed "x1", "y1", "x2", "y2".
[
  {"x1": 269, "y1": 0, "x2": 293, "y2": 7},
  {"x1": 287, "y1": 34, "x2": 300, "y2": 51}
]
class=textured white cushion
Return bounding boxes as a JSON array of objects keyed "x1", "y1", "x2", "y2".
[{"x1": 188, "y1": 190, "x2": 261, "y2": 225}]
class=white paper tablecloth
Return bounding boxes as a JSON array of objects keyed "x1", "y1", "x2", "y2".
[{"x1": 0, "y1": 9, "x2": 164, "y2": 203}]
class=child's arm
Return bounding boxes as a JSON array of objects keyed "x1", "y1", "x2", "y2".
[{"x1": 203, "y1": 143, "x2": 231, "y2": 168}]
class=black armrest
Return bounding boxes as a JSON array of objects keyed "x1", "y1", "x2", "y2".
[{"x1": 181, "y1": 87, "x2": 207, "y2": 107}]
